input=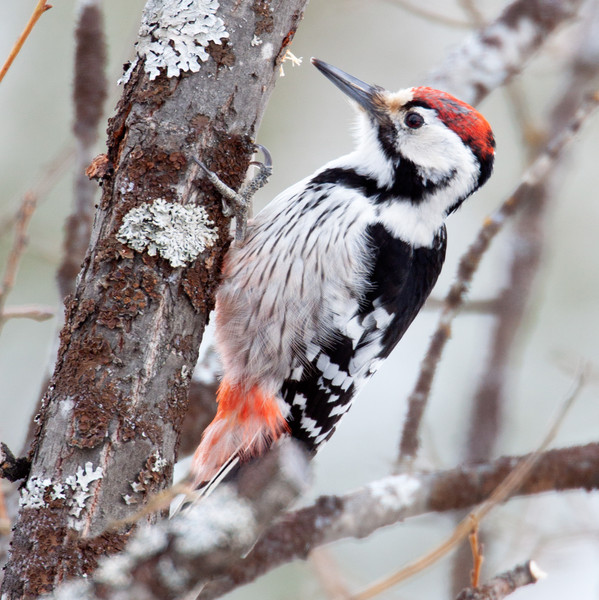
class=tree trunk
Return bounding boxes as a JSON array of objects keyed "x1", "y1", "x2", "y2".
[{"x1": 1, "y1": 1, "x2": 308, "y2": 597}]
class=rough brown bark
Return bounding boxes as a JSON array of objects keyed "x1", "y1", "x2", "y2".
[
  {"x1": 47, "y1": 440, "x2": 310, "y2": 600},
  {"x1": 1, "y1": 1, "x2": 308, "y2": 597}
]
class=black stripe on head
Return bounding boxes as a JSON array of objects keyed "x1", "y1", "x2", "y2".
[{"x1": 310, "y1": 165, "x2": 455, "y2": 205}]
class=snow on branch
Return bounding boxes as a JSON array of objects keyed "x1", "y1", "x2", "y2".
[
  {"x1": 428, "y1": 0, "x2": 585, "y2": 105},
  {"x1": 199, "y1": 443, "x2": 599, "y2": 599},
  {"x1": 49, "y1": 440, "x2": 310, "y2": 600},
  {"x1": 456, "y1": 560, "x2": 546, "y2": 600}
]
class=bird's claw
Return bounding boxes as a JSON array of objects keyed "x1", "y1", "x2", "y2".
[{"x1": 193, "y1": 145, "x2": 273, "y2": 242}]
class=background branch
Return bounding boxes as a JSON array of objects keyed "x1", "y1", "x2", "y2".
[
  {"x1": 0, "y1": 0, "x2": 52, "y2": 84},
  {"x1": 451, "y1": 5, "x2": 599, "y2": 592},
  {"x1": 398, "y1": 91, "x2": 599, "y2": 465},
  {"x1": 199, "y1": 442, "x2": 599, "y2": 599},
  {"x1": 57, "y1": 0, "x2": 108, "y2": 299},
  {"x1": 455, "y1": 561, "x2": 545, "y2": 600}
]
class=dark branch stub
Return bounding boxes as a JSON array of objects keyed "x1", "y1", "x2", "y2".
[{"x1": 0, "y1": 443, "x2": 31, "y2": 482}]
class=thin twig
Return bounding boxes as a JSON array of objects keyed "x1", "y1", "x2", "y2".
[
  {"x1": 0, "y1": 145, "x2": 74, "y2": 239},
  {"x1": 0, "y1": 304, "x2": 55, "y2": 322},
  {"x1": 457, "y1": 0, "x2": 485, "y2": 27},
  {"x1": 310, "y1": 547, "x2": 352, "y2": 600},
  {"x1": 0, "y1": 192, "x2": 38, "y2": 335},
  {"x1": 0, "y1": 485, "x2": 9, "y2": 536},
  {"x1": 353, "y1": 374, "x2": 584, "y2": 599},
  {"x1": 397, "y1": 92, "x2": 599, "y2": 466},
  {"x1": 468, "y1": 518, "x2": 483, "y2": 588},
  {"x1": 384, "y1": 0, "x2": 471, "y2": 28},
  {"x1": 0, "y1": 0, "x2": 53, "y2": 84},
  {"x1": 423, "y1": 297, "x2": 499, "y2": 314}
]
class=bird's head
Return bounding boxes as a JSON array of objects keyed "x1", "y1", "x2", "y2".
[{"x1": 312, "y1": 58, "x2": 495, "y2": 215}]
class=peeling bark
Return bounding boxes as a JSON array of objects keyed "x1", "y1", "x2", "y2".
[{"x1": 1, "y1": 1, "x2": 308, "y2": 597}]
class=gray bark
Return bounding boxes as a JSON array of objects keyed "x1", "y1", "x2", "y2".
[{"x1": 1, "y1": 1, "x2": 308, "y2": 597}]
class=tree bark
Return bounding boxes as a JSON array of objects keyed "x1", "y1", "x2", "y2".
[{"x1": 1, "y1": 1, "x2": 308, "y2": 597}]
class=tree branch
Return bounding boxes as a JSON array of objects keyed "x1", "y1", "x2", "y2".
[
  {"x1": 199, "y1": 442, "x2": 599, "y2": 599},
  {"x1": 57, "y1": 0, "x2": 108, "y2": 299},
  {"x1": 0, "y1": 0, "x2": 52, "y2": 84},
  {"x1": 427, "y1": 0, "x2": 585, "y2": 105},
  {"x1": 0, "y1": 192, "x2": 37, "y2": 336},
  {"x1": 49, "y1": 440, "x2": 310, "y2": 600},
  {"x1": 456, "y1": 560, "x2": 546, "y2": 600}
]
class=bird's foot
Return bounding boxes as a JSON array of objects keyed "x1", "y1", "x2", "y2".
[{"x1": 193, "y1": 144, "x2": 272, "y2": 242}]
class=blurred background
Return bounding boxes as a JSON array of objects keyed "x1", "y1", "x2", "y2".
[{"x1": 1, "y1": 1, "x2": 598, "y2": 598}]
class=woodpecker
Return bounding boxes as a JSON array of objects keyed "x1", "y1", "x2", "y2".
[{"x1": 192, "y1": 58, "x2": 495, "y2": 487}]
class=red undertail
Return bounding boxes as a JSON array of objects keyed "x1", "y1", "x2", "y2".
[{"x1": 191, "y1": 378, "x2": 289, "y2": 487}]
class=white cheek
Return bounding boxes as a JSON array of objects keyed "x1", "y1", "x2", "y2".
[{"x1": 399, "y1": 124, "x2": 465, "y2": 173}]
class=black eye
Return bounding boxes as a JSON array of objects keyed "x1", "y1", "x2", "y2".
[{"x1": 405, "y1": 112, "x2": 424, "y2": 129}]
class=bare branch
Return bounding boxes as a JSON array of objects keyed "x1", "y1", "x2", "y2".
[
  {"x1": 451, "y1": 9, "x2": 599, "y2": 590},
  {"x1": 428, "y1": 0, "x2": 585, "y2": 105},
  {"x1": 385, "y1": 0, "x2": 471, "y2": 29},
  {"x1": 351, "y1": 374, "x2": 582, "y2": 600},
  {"x1": 457, "y1": 0, "x2": 486, "y2": 27},
  {"x1": 0, "y1": 304, "x2": 55, "y2": 322},
  {"x1": 57, "y1": 0, "x2": 108, "y2": 298},
  {"x1": 423, "y1": 297, "x2": 499, "y2": 314},
  {"x1": 199, "y1": 442, "x2": 599, "y2": 599},
  {"x1": 0, "y1": 193, "x2": 37, "y2": 335},
  {"x1": 0, "y1": 146, "x2": 74, "y2": 239},
  {"x1": 456, "y1": 560, "x2": 546, "y2": 600}
]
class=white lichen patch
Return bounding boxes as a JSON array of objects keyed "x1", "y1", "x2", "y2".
[
  {"x1": 66, "y1": 463, "x2": 104, "y2": 518},
  {"x1": 120, "y1": 0, "x2": 229, "y2": 83},
  {"x1": 150, "y1": 451, "x2": 168, "y2": 472},
  {"x1": 131, "y1": 481, "x2": 146, "y2": 494},
  {"x1": 20, "y1": 476, "x2": 53, "y2": 509},
  {"x1": 117, "y1": 198, "x2": 218, "y2": 268},
  {"x1": 50, "y1": 483, "x2": 66, "y2": 501},
  {"x1": 19, "y1": 462, "x2": 103, "y2": 529},
  {"x1": 369, "y1": 474, "x2": 421, "y2": 511}
]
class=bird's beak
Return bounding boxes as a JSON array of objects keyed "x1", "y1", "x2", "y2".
[{"x1": 311, "y1": 58, "x2": 384, "y2": 117}]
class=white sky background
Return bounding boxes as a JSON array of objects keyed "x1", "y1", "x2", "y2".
[{"x1": 1, "y1": 1, "x2": 598, "y2": 598}]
